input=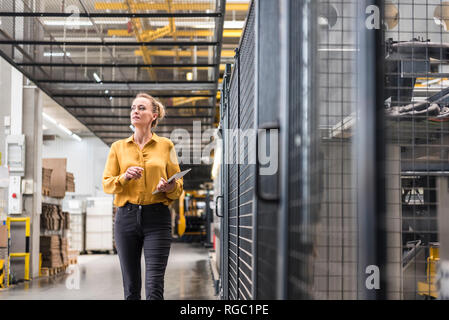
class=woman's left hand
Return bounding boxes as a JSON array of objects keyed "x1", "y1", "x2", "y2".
[{"x1": 157, "y1": 177, "x2": 176, "y2": 193}]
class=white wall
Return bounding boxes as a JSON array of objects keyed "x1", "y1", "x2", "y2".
[{"x1": 42, "y1": 136, "x2": 111, "y2": 197}]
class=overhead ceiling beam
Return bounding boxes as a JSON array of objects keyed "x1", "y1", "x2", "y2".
[
  {"x1": 66, "y1": 105, "x2": 214, "y2": 109},
  {"x1": 85, "y1": 122, "x2": 212, "y2": 126},
  {"x1": 94, "y1": 130, "x2": 201, "y2": 133},
  {"x1": 37, "y1": 80, "x2": 215, "y2": 84},
  {"x1": 99, "y1": 135, "x2": 211, "y2": 142},
  {"x1": 53, "y1": 93, "x2": 214, "y2": 98},
  {"x1": 0, "y1": 40, "x2": 218, "y2": 46},
  {"x1": 50, "y1": 83, "x2": 216, "y2": 90},
  {"x1": 93, "y1": 131, "x2": 209, "y2": 135},
  {"x1": 76, "y1": 115, "x2": 213, "y2": 119},
  {"x1": 18, "y1": 63, "x2": 217, "y2": 68},
  {"x1": 0, "y1": 12, "x2": 222, "y2": 18}
]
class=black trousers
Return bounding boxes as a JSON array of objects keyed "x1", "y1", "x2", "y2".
[{"x1": 114, "y1": 202, "x2": 172, "y2": 300}]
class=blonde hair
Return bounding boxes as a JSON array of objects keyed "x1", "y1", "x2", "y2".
[{"x1": 134, "y1": 93, "x2": 166, "y2": 129}]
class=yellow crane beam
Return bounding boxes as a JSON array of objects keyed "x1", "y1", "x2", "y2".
[
  {"x1": 108, "y1": 29, "x2": 243, "y2": 38},
  {"x1": 126, "y1": 0, "x2": 156, "y2": 79},
  {"x1": 137, "y1": 66, "x2": 225, "y2": 73},
  {"x1": 95, "y1": 2, "x2": 249, "y2": 11},
  {"x1": 171, "y1": 97, "x2": 208, "y2": 106},
  {"x1": 134, "y1": 49, "x2": 235, "y2": 58},
  {"x1": 125, "y1": 0, "x2": 177, "y2": 79}
]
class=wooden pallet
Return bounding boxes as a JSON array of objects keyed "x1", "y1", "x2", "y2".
[
  {"x1": 68, "y1": 257, "x2": 78, "y2": 265},
  {"x1": 40, "y1": 265, "x2": 67, "y2": 277}
]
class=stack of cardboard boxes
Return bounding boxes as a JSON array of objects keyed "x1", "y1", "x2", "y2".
[
  {"x1": 40, "y1": 235, "x2": 63, "y2": 268},
  {"x1": 40, "y1": 204, "x2": 70, "y2": 268},
  {"x1": 66, "y1": 172, "x2": 75, "y2": 193},
  {"x1": 62, "y1": 211, "x2": 70, "y2": 230},
  {"x1": 61, "y1": 237, "x2": 68, "y2": 266},
  {"x1": 41, "y1": 204, "x2": 63, "y2": 231},
  {"x1": 42, "y1": 168, "x2": 52, "y2": 196},
  {"x1": 42, "y1": 158, "x2": 68, "y2": 199},
  {"x1": 40, "y1": 158, "x2": 75, "y2": 270}
]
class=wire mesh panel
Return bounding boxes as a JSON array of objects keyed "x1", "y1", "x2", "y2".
[
  {"x1": 313, "y1": 0, "x2": 362, "y2": 300},
  {"x1": 235, "y1": 2, "x2": 256, "y2": 300},
  {"x1": 384, "y1": 0, "x2": 449, "y2": 300},
  {"x1": 221, "y1": 0, "x2": 256, "y2": 300},
  {"x1": 314, "y1": 0, "x2": 448, "y2": 300},
  {"x1": 227, "y1": 54, "x2": 239, "y2": 300}
]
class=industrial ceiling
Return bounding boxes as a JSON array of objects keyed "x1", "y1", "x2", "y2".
[{"x1": 0, "y1": 0, "x2": 250, "y2": 189}]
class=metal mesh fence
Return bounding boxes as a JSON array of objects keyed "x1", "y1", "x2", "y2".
[
  {"x1": 314, "y1": 0, "x2": 361, "y2": 300},
  {"x1": 384, "y1": 0, "x2": 448, "y2": 300},
  {"x1": 222, "y1": 0, "x2": 256, "y2": 300},
  {"x1": 219, "y1": 0, "x2": 449, "y2": 300}
]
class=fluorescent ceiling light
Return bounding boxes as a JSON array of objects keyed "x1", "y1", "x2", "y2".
[
  {"x1": 93, "y1": 19, "x2": 129, "y2": 24},
  {"x1": 43, "y1": 112, "x2": 57, "y2": 125},
  {"x1": 42, "y1": 112, "x2": 82, "y2": 142},
  {"x1": 57, "y1": 123, "x2": 73, "y2": 136},
  {"x1": 72, "y1": 134, "x2": 82, "y2": 142},
  {"x1": 44, "y1": 20, "x2": 93, "y2": 26},
  {"x1": 42, "y1": 18, "x2": 128, "y2": 26},
  {"x1": 224, "y1": 21, "x2": 245, "y2": 29},
  {"x1": 93, "y1": 72, "x2": 102, "y2": 83},
  {"x1": 44, "y1": 52, "x2": 70, "y2": 57}
]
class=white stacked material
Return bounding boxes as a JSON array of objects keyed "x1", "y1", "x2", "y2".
[
  {"x1": 85, "y1": 197, "x2": 113, "y2": 251},
  {"x1": 64, "y1": 199, "x2": 86, "y2": 252},
  {"x1": 68, "y1": 213, "x2": 84, "y2": 252}
]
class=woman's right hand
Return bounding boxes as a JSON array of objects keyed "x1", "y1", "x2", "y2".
[{"x1": 124, "y1": 166, "x2": 144, "y2": 181}]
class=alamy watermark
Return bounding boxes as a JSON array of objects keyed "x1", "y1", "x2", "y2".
[
  {"x1": 168, "y1": 122, "x2": 279, "y2": 176},
  {"x1": 65, "y1": 264, "x2": 80, "y2": 290},
  {"x1": 366, "y1": 265, "x2": 380, "y2": 290}
]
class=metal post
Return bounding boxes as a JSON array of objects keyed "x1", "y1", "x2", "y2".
[
  {"x1": 278, "y1": 0, "x2": 290, "y2": 300},
  {"x1": 355, "y1": 0, "x2": 386, "y2": 300}
]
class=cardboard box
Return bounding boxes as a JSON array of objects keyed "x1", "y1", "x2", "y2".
[
  {"x1": 66, "y1": 172, "x2": 75, "y2": 192},
  {"x1": 0, "y1": 224, "x2": 7, "y2": 248},
  {"x1": 42, "y1": 167, "x2": 52, "y2": 188},
  {"x1": 42, "y1": 158, "x2": 67, "y2": 198}
]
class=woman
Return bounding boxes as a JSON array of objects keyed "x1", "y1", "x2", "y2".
[{"x1": 102, "y1": 93, "x2": 183, "y2": 300}]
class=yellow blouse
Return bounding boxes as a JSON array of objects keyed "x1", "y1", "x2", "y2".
[{"x1": 102, "y1": 133, "x2": 183, "y2": 207}]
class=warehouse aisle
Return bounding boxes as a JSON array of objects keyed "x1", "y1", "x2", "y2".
[{"x1": 0, "y1": 242, "x2": 217, "y2": 300}]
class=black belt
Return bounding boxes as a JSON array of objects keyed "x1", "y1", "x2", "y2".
[{"x1": 123, "y1": 202, "x2": 166, "y2": 210}]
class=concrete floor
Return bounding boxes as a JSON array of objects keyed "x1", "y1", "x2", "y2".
[{"x1": 0, "y1": 242, "x2": 217, "y2": 300}]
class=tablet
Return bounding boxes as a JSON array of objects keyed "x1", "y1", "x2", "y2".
[{"x1": 152, "y1": 168, "x2": 191, "y2": 195}]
